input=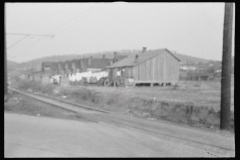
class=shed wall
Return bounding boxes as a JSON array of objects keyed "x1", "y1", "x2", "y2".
[
  {"x1": 164, "y1": 51, "x2": 179, "y2": 83},
  {"x1": 133, "y1": 54, "x2": 165, "y2": 82}
]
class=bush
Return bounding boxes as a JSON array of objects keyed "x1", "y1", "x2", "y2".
[
  {"x1": 16, "y1": 79, "x2": 56, "y2": 94},
  {"x1": 173, "y1": 83, "x2": 180, "y2": 90},
  {"x1": 59, "y1": 87, "x2": 102, "y2": 104},
  {"x1": 194, "y1": 83, "x2": 201, "y2": 87},
  {"x1": 17, "y1": 80, "x2": 42, "y2": 92},
  {"x1": 40, "y1": 84, "x2": 56, "y2": 94},
  {"x1": 14, "y1": 79, "x2": 234, "y2": 131},
  {"x1": 105, "y1": 92, "x2": 123, "y2": 105}
]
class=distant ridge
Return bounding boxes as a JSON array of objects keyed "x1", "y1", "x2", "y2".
[
  {"x1": 8, "y1": 49, "x2": 221, "y2": 71},
  {"x1": 7, "y1": 60, "x2": 19, "y2": 70},
  {"x1": 15, "y1": 50, "x2": 139, "y2": 70}
]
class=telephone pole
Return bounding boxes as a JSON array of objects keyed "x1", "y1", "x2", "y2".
[
  {"x1": 220, "y1": 3, "x2": 234, "y2": 130},
  {"x1": 4, "y1": 30, "x2": 7, "y2": 96}
]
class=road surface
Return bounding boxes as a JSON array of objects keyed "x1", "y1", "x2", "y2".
[{"x1": 4, "y1": 113, "x2": 234, "y2": 157}]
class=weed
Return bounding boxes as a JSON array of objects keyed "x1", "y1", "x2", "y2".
[
  {"x1": 40, "y1": 84, "x2": 56, "y2": 94},
  {"x1": 106, "y1": 92, "x2": 123, "y2": 105},
  {"x1": 173, "y1": 83, "x2": 180, "y2": 90},
  {"x1": 194, "y1": 83, "x2": 201, "y2": 87}
]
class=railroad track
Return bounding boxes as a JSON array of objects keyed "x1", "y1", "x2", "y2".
[
  {"x1": 7, "y1": 87, "x2": 235, "y2": 157},
  {"x1": 9, "y1": 87, "x2": 109, "y2": 114}
]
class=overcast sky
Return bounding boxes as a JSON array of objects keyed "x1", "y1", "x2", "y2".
[{"x1": 5, "y1": 2, "x2": 235, "y2": 63}]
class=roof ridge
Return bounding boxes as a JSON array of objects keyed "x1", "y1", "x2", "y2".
[{"x1": 107, "y1": 48, "x2": 179, "y2": 68}]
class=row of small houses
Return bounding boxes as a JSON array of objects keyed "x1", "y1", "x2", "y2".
[
  {"x1": 20, "y1": 47, "x2": 220, "y2": 87},
  {"x1": 20, "y1": 48, "x2": 183, "y2": 87}
]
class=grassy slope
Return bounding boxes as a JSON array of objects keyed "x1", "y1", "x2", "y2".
[
  {"x1": 13, "y1": 79, "x2": 234, "y2": 131},
  {"x1": 4, "y1": 90, "x2": 94, "y2": 123}
]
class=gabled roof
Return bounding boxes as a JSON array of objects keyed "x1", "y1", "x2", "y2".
[
  {"x1": 42, "y1": 61, "x2": 53, "y2": 68},
  {"x1": 58, "y1": 61, "x2": 66, "y2": 70},
  {"x1": 82, "y1": 58, "x2": 113, "y2": 69},
  {"x1": 107, "y1": 48, "x2": 180, "y2": 68},
  {"x1": 71, "y1": 59, "x2": 81, "y2": 68},
  {"x1": 50, "y1": 62, "x2": 58, "y2": 71},
  {"x1": 113, "y1": 55, "x2": 128, "y2": 63},
  {"x1": 65, "y1": 60, "x2": 72, "y2": 68},
  {"x1": 89, "y1": 58, "x2": 112, "y2": 68}
]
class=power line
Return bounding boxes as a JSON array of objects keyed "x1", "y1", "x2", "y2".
[
  {"x1": 7, "y1": 33, "x2": 54, "y2": 50},
  {"x1": 8, "y1": 4, "x2": 102, "y2": 55},
  {"x1": 16, "y1": 4, "x2": 102, "y2": 53},
  {"x1": 9, "y1": 5, "x2": 79, "y2": 31},
  {"x1": 48, "y1": 4, "x2": 100, "y2": 35},
  {"x1": 16, "y1": 37, "x2": 47, "y2": 53},
  {"x1": 7, "y1": 35, "x2": 28, "y2": 49},
  {"x1": 7, "y1": 33, "x2": 54, "y2": 37}
]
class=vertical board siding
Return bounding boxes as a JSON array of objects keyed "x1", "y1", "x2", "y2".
[
  {"x1": 124, "y1": 67, "x2": 133, "y2": 78},
  {"x1": 126, "y1": 51, "x2": 179, "y2": 83},
  {"x1": 152, "y1": 58, "x2": 156, "y2": 80},
  {"x1": 134, "y1": 65, "x2": 138, "y2": 80},
  {"x1": 146, "y1": 60, "x2": 151, "y2": 81},
  {"x1": 164, "y1": 51, "x2": 179, "y2": 83},
  {"x1": 158, "y1": 54, "x2": 164, "y2": 82}
]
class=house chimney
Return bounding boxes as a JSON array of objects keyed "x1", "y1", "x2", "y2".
[
  {"x1": 142, "y1": 47, "x2": 147, "y2": 53},
  {"x1": 135, "y1": 54, "x2": 139, "y2": 63},
  {"x1": 113, "y1": 52, "x2": 117, "y2": 63},
  {"x1": 103, "y1": 54, "x2": 105, "y2": 59},
  {"x1": 88, "y1": 56, "x2": 92, "y2": 66}
]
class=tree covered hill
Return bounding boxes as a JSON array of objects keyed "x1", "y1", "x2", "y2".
[{"x1": 8, "y1": 49, "x2": 222, "y2": 71}]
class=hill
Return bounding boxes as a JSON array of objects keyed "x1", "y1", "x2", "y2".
[
  {"x1": 6, "y1": 60, "x2": 22, "y2": 78},
  {"x1": 12, "y1": 49, "x2": 222, "y2": 71},
  {"x1": 173, "y1": 53, "x2": 213, "y2": 64},
  {"x1": 16, "y1": 50, "x2": 139, "y2": 70},
  {"x1": 7, "y1": 60, "x2": 19, "y2": 70}
]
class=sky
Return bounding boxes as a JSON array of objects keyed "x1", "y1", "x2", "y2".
[{"x1": 5, "y1": 2, "x2": 235, "y2": 63}]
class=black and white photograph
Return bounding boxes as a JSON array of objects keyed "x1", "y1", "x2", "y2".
[{"x1": 4, "y1": 2, "x2": 235, "y2": 157}]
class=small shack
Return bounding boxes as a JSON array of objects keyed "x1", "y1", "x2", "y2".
[
  {"x1": 106, "y1": 48, "x2": 181, "y2": 86},
  {"x1": 42, "y1": 62, "x2": 53, "y2": 72},
  {"x1": 71, "y1": 59, "x2": 81, "y2": 74},
  {"x1": 31, "y1": 71, "x2": 42, "y2": 82},
  {"x1": 60, "y1": 75, "x2": 70, "y2": 87},
  {"x1": 49, "y1": 62, "x2": 59, "y2": 75},
  {"x1": 65, "y1": 60, "x2": 73, "y2": 75},
  {"x1": 41, "y1": 73, "x2": 51, "y2": 84},
  {"x1": 57, "y1": 61, "x2": 66, "y2": 75}
]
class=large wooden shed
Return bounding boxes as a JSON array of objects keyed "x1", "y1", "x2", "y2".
[{"x1": 106, "y1": 48, "x2": 181, "y2": 86}]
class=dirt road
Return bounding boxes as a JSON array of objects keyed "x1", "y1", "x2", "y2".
[{"x1": 4, "y1": 113, "x2": 234, "y2": 157}]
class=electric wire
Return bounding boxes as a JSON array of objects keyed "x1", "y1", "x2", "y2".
[
  {"x1": 16, "y1": 4, "x2": 101, "y2": 54},
  {"x1": 9, "y1": 4, "x2": 79, "y2": 31},
  {"x1": 47, "y1": 3, "x2": 100, "y2": 35},
  {"x1": 7, "y1": 35, "x2": 29, "y2": 49}
]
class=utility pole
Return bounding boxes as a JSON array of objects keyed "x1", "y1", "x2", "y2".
[
  {"x1": 4, "y1": 4, "x2": 7, "y2": 97},
  {"x1": 4, "y1": 29, "x2": 7, "y2": 96},
  {"x1": 220, "y1": 3, "x2": 234, "y2": 130}
]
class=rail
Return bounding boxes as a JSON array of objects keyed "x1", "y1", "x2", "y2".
[{"x1": 7, "y1": 87, "x2": 235, "y2": 156}]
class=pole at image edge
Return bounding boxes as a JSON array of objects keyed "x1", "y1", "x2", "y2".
[
  {"x1": 220, "y1": 3, "x2": 233, "y2": 130},
  {"x1": 4, "y1": 5, "x2": 7, "y2": 97}
]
